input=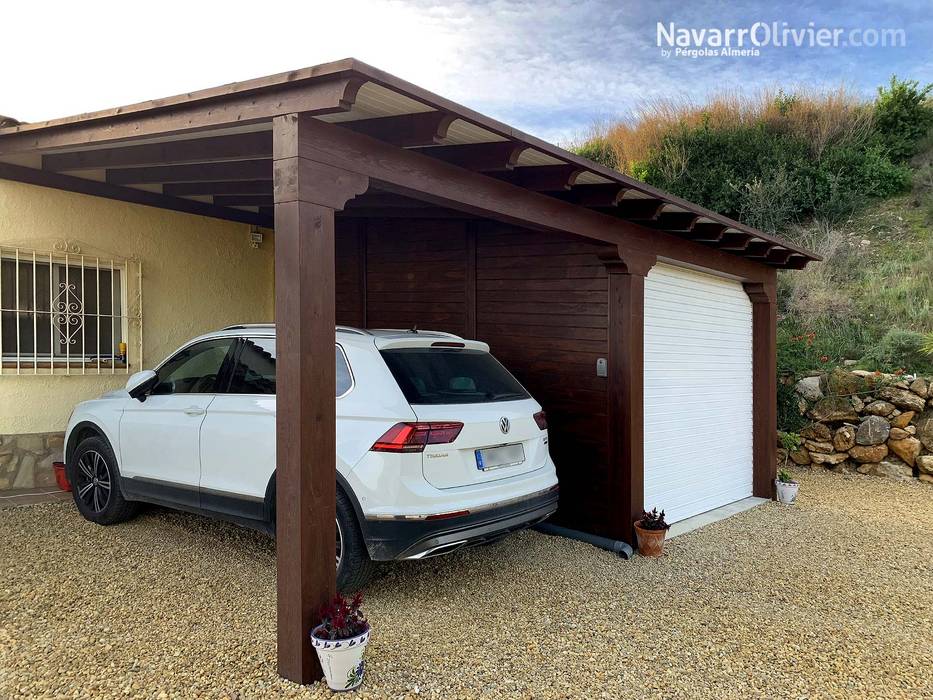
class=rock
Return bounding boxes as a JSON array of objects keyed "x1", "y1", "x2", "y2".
[
  {"x1": 848, "y1": 444, "x2": 889, "y2": 463},
  {"x1": 909, "y1": 377, "x2": 929, "y2": 397},
  {"x1": 877, "y1": 386, "x2": 926, "y2": 413},
  {"x1": 863, "y1": 458, "x2": 913, "y2": 481},
  {"x1": 804, "y1": 440, "x2": 834, "y2": 454},
  {"x1": 850, "y1": 395, "x2": 864, "y2": 412},
  {"x1": 797, "y1": 397, "x2": 809, "y2": 415},
  {"x1": 851, "y1": 369, "x2": 874, "y2": 377},
  {"x1": 856, "y1": 415, "x2": 890, "y2": 446},
  {"x1": 864, "y1": 400, "x2": 895, "y2": 416},
  {"x1": 776, "y1": 448, "x2": 788, "y2": 463},
  {"x1": 15, "y1": 434, "x2": 45, "y2": 454},
  {"x1": 833, "y1": 425, "x2": 856, "y2": 452},
  {"x1": 889, "y1": 427, "x2": 910, "y2": 441},
  {"x1": 916, "y1": 410, "x2": 933, "y2": 452},
  {"x1": 890, "y1": 411, "x2": 915, "y2": 428},
  {"x1": 827, "y1": 368, "x2": 864, "y2": 396},
  {"x1": 11, "y1": 454, "x2": 36, "y2": 489},
  {"x1": 920, "y1": 474, "x2": 933, "y2": 484},
  {"x1": 789, "y1": 447, "x2": 811, "y2": 465},
  {"x1": 917, "y1": 455, "x2": 933, "y2": 475},
  {"x1": 800, "y1": 423, "x2": 832, "y2": 441},
  {"x1": 856, "y1": 462, "x2": 876, "y2": 474},
  {"x1": 906, "y1": 425, "x2": 916, "y2": 435},
  {"x1": 794, "y1": 376, "x2": 824, "y2": 402},
  {"x1": 810, "y1": 452, "x2": 849, "y2": 466},
  {"x1": 809, "y1": 397, "x2": 858, "y2": 423},
  {"x1": 886, "y1": 436, "x2": 921, "y2": 467},
  {"x1": 843, "y1": 359, "x2": 858, "y2": 367}
]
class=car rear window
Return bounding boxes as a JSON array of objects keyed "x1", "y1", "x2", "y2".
[{"x1": 380, "y1": 348, "x2": 530, "y2": 405}]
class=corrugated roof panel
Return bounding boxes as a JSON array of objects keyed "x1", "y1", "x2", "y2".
[
  {"x1": 439, "y1": 119, "x2": 507, "y2": 145},
  {"x1": 514, "y1": 149, "x2": 566, "y2": 167}
]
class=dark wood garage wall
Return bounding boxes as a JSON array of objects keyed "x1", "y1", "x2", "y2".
[{"x1": 335, "y1": 217, "x2": 615, "y2": 537}]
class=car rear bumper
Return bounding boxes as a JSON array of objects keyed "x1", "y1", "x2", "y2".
[{"x1": 362, "y1": 485, "x2": 559, "y2": 561}]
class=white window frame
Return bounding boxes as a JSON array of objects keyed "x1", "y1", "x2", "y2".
[{"x1": 0, "y1": 243, "x2": 142, "y2": 376}]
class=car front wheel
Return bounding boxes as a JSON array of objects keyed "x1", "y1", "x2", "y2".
[{"x1": 69, "y1": 436, "x2": 139, "y2": 525}]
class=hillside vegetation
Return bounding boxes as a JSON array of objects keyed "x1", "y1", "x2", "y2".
[{"x1": 574, "y1": 77, "x2": 933, "y2": 384}]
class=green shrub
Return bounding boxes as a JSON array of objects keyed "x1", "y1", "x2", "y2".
[
  {"x1": 873, "y1": 76, "x2": 933, "y2": 161},
  {"x1": 857, "y1": 328, "x2": 933, "y2": 373},
  {"x1": 777, "y1": 382, "x2": 808, "y2": 433},
  {"x1": 572, "y1": 138, "x2": 618, "y2": 169}
]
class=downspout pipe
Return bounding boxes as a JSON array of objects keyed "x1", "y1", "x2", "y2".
[{"x1": 533, "y1": 522, "x2": 634, "y2": 559}]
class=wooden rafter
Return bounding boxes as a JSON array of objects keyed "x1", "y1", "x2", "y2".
[
  {"x1": 340, "y1": 111, "x2": 455, "y2": 147},
  {"x1": 106, "y1": 159, "x2": 271, "y2": 184},
  {"x1": 42, "y1": 131, "x2": 273, "y2": 171},
  {"x1": 163, "y1": 180, "x2": 273, "y2": 196},
  {"x1": 412, "y1": 142, "x2": 527, "y2": 171},
  {"x1": 615, "y1": 198, "x2": 665, "y2": 221},
  {"x1": 0, "y1": 161, "x2": 272, "y2": 226},
  {"x1": 553, "y1": 184, "x2": 628, "y2": 207},
  {"x1": 493, "y1": 164, "x2": 582, "y2": 191}
]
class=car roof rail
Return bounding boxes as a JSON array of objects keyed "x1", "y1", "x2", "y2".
[
  {"x1": 336, "y1": 326, "x2": 369, "y2": 336},
  {"x1": 221, "y1": 323, "x2": 275, "y2": 331}
]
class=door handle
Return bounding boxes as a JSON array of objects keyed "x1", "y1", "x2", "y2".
[{"x1": 183, "y1": 406, "x2": 205, "y2": 416}]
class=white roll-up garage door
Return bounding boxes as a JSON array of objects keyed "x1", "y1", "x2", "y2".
[{"x1": 643, "y1": 263, "x2": 754, "y2": 523}]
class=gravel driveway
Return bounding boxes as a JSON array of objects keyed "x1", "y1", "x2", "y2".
[{"x1": 1, "y1": 469, "x2": 930, "y2": 699}]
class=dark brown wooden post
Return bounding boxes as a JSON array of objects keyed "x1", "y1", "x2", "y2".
[
  {"x1": 744, "y1": 277, "x2": 778, "y2": 499},
  {"x1": 600, "y1": 246, "x2": 656, "y2": 544},
  {"x1": 273, "y1": 113, "x2": 368, "y2": 684}
]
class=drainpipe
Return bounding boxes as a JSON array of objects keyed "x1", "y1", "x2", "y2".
[{"x1": 533, "y1": 522, "x2": 633, "y2": 559}]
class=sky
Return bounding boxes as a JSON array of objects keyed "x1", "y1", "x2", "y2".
[{"x1": 1, "y1": 0, "x2": 930, "y2": 146}]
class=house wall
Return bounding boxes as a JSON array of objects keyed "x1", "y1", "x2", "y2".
[{"x1": 0, "y1": 181, "x2": 274, "y2": 488}]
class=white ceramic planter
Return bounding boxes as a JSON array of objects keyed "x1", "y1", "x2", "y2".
[
  {"x1": 775, "y1": 479, "x2": 799, "y2": 504},
  {"x1": 310, "y1": 625, "x2": 370, "y2": 691}
]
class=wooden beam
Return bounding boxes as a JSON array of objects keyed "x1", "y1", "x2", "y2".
[
  {"x1": 743, "y1": 241, "x2": 775, "y2": 258},
  {"x1": 412, "y1": 142, "x2": 527, "y2": 171},
  {"x1": 614, "y1": 198, "x2": 665, "y2": 221},
  {"x1": 286, "y1": 115, "x2": 778, "y2": 279},
  {"x1": 0, "y1": 74, "x2": 362, "y2": 153},
  {"x1": 42, "y1": 131, "x2": 272, "y2": 171},
  {"x1": 0, "y1": 161, "x2": 272, "y2": 227},
  {"x1": 551, "y1": 184, "x2": 628, "y2": 208},
  {"x1": 765, "y1": 248, "x2": 794, "y2": 265},
  {"x1": 213, "y1": 194, "x2": 273, "y2": 207},
  {"x1": 163, "y1": 180, "x2": 274, "y2": 196},
  {"x1": 107, "y1": 159, "x2": 271, "y2": 184},
  {"x1": 340, "y1": 111, "x2": 455, "y2": 147},
  {"x1": 715, "y1": 231, "x2": 752, "y2": 250},
  {"x1": 273, "y1": 112, "x2": 368, "y2": 685},
  {"x1": 493, "y1": 164, "x2": 582, "y2": 191},
  {"x1": 650, "y1": 212, "x2": 699, "y2": 232}
]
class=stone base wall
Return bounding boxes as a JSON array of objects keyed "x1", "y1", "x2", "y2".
[
  {"x1": 0, "y1": 432, "x2": 64, "y2": 490},
  {"x1": 780, "y1": 368, "x2": 933, "y2": 484}
]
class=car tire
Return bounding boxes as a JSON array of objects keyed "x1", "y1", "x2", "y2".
[
  {"x1": 69, "y1": 435, "x2": 139, "y2": 525},
  {"x1": 337, "y1": 487, "x2": 377, "y2": 592}
]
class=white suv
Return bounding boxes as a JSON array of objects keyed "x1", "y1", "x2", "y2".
[{"x1": 64, "y1": 325, "x2": 559, "y2": 589}]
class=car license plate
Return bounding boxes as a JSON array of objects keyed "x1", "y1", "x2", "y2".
[{"x1": 475, "y1": 443, "x2": 525, "y2": 471}]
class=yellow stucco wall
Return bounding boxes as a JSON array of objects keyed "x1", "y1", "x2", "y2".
[{"x1": 0, "y1": 180, "x2": 274, "y2": 434}]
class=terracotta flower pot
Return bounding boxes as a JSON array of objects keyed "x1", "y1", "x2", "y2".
[{"x1": 634, "y1": 521, "x2": 667, "y2": 557}]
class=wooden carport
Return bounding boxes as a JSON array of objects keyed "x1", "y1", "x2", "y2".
[{"x1": 0, "y1": 58, "x2": 819, "y2": 684}]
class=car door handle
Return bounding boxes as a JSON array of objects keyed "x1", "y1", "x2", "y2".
[{"x1": 183, "y1": 406, "x2": 206, "y2": 416}]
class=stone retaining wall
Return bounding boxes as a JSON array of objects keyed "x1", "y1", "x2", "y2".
[
  {"x1": 0, "y1": 433, "x2": 63, "y2": 490},
  {"x1": 781, "y1": 368, "x2": 933, "y2": 484}
]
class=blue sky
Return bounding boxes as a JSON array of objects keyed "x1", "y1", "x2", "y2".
[{"x1": 2, "y1": 0, "x2": 930, "y2": 146}]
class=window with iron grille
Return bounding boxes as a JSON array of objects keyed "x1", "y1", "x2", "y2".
[{"x1": 0, "y1": 244, "x2": 139, "y2": 375}]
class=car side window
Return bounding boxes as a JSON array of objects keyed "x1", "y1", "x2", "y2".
[
  {"x1": 151, "y1": 338, "x2": 235, "y2": 395},
  {"x1": 336, "y1": 345, "x2": 353, "y2": 397},
  {"x1": 225, "y1": 339, "x2": 353, "y2": 397},
  {"x1": 228, "y1": 337, "x2": 276, "y2": 394}
]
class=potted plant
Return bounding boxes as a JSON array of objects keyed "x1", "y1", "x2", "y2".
[
  {"x1": 634, "y1": 508, "x2": 669, "y2": 557},
  {"x1": 310, "y1": 593, "x2": 370, "y2": 691},
  {"x1": 775, "y1": 469, "x2": 800, "y2": 505}
]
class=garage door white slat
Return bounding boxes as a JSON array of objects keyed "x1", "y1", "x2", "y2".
[{"x1": 643, "y1": 263, "x2": 754, "y2": 524}]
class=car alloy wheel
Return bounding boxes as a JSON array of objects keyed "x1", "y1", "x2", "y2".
[{"x1": 74, "y1": 450, "x2": 112, "y2": 514}]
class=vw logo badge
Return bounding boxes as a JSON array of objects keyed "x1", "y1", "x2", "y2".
[{"x1": 499, "y1": 416, "x2": 510, "y2": 434}]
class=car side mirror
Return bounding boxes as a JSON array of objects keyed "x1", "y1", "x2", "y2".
[{"x1": 125, "y1": 369, "x2": 158, "y2": 401}]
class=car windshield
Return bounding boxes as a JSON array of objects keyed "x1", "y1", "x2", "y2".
[{"x1": 380, "y1": 348, "x2": 530, "y2": 405}]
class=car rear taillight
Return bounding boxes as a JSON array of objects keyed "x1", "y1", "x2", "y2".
[
  {"x1": 533, "y1": 410, "x2": 548, "y2": 430},
  {"x1": 371, "y1": 422, "x2": 464, "y2": 453}
]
